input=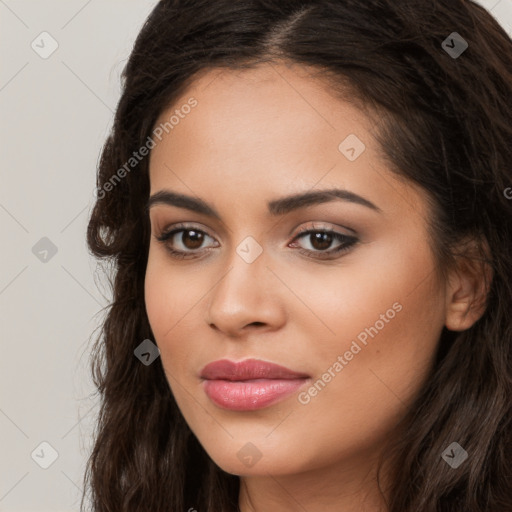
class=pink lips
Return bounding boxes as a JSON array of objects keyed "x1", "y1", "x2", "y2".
[{"x1": 200, "y1": 358, "x2": 310, "y2": 411}]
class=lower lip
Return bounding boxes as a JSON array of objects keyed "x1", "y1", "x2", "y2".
[{"x1": 202, "y1": 378, "x2": 309, "y2": 411}]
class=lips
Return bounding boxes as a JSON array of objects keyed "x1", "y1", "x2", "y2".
[
  {"x1": 200, "y1": 358, "x2": 310, "y2": 381},
  {"x1": 200, "y1": 358, "x2": 310, "y2": 411}
]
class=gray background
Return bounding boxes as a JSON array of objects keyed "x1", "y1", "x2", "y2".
[{"x1": 1, "y1": 0, "x2": 511, "y2": 510}]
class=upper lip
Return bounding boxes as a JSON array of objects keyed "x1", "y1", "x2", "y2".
[{"x1": 200, "y1": 358, "x2": 310, "y2": 381}]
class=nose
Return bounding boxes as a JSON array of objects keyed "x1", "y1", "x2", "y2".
[{"x1": 204, "y1": 246, "x2": 286, "y2": 338}]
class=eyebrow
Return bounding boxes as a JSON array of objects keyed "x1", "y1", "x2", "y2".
[{"x1": 145, "y1": 188, "x2": 382, "y2": 218}]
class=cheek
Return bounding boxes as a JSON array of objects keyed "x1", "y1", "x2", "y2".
[
  {"x1": 145, "y1": 259, "x2": 172, "y2": 339},
  {"x1": 296, "y1": 238, "x2": 444, "y2": 425},
  {"x1": 282, "y1": 272, "x2": 444, "y2": 469},
  {"x1": 145, "y1": 255, "x2": 184, "y2": 361},
  {"x1": 145, "y1": 250, "x2": 195, "y2": 337},
  {"x1": 283, "y1": 231, "x2": 443, "y2": 357},
  {"x1": 144, "y1": 252, "x2": 209, "y2": 378}
]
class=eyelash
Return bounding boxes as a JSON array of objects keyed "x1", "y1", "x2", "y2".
[{"x1": 155, "y1": 222, "x2": 358, "y2": 260}]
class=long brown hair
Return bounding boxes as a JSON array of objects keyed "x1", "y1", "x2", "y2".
[{"x1": 83, "y1": 1, "x2": 512, "y2": 510}]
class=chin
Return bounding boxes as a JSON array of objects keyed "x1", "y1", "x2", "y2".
[{"x1": 202, "y1": 439, "x2": 308, "y2": 477}]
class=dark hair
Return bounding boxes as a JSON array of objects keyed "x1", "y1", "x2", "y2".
[{"x1": 83, "y1": 1, "x2": 512, "y2": 510}]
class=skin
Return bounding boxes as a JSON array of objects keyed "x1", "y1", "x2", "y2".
[{"x1": 144, "y1": 61, "x2": 487, "y2": 512}]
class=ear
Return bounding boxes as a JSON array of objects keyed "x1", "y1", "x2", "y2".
[{"x1": 444, "y1": 237, "x2": 493, "y2": 332}]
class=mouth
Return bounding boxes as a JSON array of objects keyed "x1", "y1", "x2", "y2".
[{"x1": 200, "y1": 358, "x2": 310, "y2": 411}]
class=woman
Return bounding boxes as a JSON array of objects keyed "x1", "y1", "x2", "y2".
[{"x1": 84, "y1": 1, "x2": 512, "y2": 510}]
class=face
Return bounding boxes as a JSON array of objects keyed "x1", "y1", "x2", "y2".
[{"x1": 144, "y1": 61, "x2": 448, "y2": 480}]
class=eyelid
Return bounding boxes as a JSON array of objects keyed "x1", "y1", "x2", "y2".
[
  {"x1": 154, "y1": 220, "x2": 360, "y2": 263},
  {"x1": 157, "y1": 221, "x2": 215, "y2": 239},
  {"x1": 156, "y1": 221, "x2": 354, "y2": 243},
  {"x1": 293, "y1": 221, "x2": 356, "y2": 237}
]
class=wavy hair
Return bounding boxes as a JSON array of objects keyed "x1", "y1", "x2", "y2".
[{"x1": 83, "y1": 1, "x2": 512, "y2": 510}]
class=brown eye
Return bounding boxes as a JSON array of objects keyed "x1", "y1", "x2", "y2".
[
  {"x1": 290, "y1": 227, "x2": 358, "y2": 260},
  {"x1": 308, "y1": 232, "x2": 334, "y2": 251},
  {"x1": 179, "y1": 229, "x2": 205, "y2": 250},
  {"x1": 155, "y1": 224, "x2": 217, "y2": 258}
]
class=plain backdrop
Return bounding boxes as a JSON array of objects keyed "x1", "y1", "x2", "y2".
[{"x1": 1, "y1": 1, "x2": 511, "y2": 510}]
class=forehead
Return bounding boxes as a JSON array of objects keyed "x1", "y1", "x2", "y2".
[
  {"x1": 148, "y1": 62, "x2": 428, "y2": 220},
  {"x1": 152, "y1": 61, "x2": 372, "y2": 151}
]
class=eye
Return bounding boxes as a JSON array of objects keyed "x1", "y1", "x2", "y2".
[
  {"x1": 155, "y1": 223, "x2": 218, "y2": 259},
  {"x1": 289, "y1": 223, "x2": 358, "y2": 259}
]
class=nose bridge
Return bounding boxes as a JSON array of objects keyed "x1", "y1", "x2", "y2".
[
  {"x1": 213, "y1": 233, "x2": 269, "y2": 303},
  {"x1": 205, "y1": 233, "x2": 283, "y2": 332}
]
